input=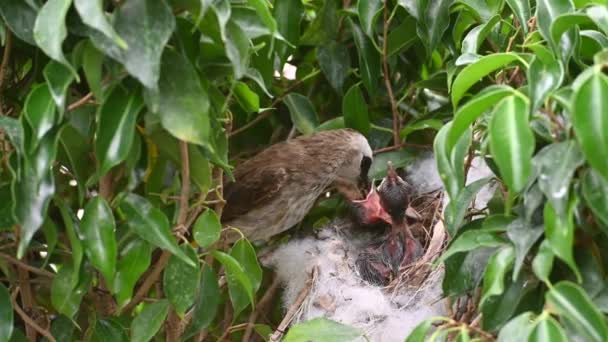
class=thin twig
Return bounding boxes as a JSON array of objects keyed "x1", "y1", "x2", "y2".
[
  {"x1": 11, "y1": 289, "x2": 56, "y2": 342},
  {"x1": 0, "y1": 252, "x2": 55, "y2": 278},
  {"x1": 269, "y1": 266, "x2": 317, "y2": 342},
  {"x1": 122, "y1": 251, "x2": 171, "y2": 313},
  {"x1": 373, "y1": 142, "x2": 431, "y2": 154},
  {"x1": 0, "y1": 29, "x2": 12, "y2": 111},
  {"x1": 381, "y1": 4, "x2": 401, "y2": 146},
  {"x1": 228, "y1": 70, "x2": 321, "y2": 137},
  {"x1": 67, "y1": 92, "x2": 94, "y2": 111},
  {"x1": 243, "y1": 276, "x2": 281, "y2": 342}
]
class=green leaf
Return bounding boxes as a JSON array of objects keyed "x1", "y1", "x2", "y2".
[
  {"x1": 544, "y1": 201, "x2": 581, "y2": 281},
  {"x1": 119, "y1": 193, "x2": 195, "y2": 267},
  {"x1": 480, "y1": 245, "x2": 515, "y2": 305},
  {"x1": 90, "y1": 0, "x2": 175, "y2": 89},
  {"x1": 489, "y1": 95, "x2": 535, "y2": 193},
  {"x1": 230, "y1": 239, "x2": 262, "y2": 293},
  {"x1": 587, "y1": 5, "x2": 608, "y2": 36},
  {"x1": 451, "y1": 53, "x2": 527, "y2": 107},
  {"x1": 284, "y1": 93, "x2": 319, "y2": 135},
  {"x1": 95, "y1": 86, "x2": 143, "y2": 178},
  {"x1": 234, "y1": 81, "x2": 260, "y2": 113},
  {"x1": 185, "y1": 264, "x2": 220, "y2": 338},
  {"x1": 388, "y1": 16, "x2": 417, "y2": 57},
  {"x1": 164, "y1": 244, "x2": 200, "y2": 317},
  {"x1": 317, "y1": 41, "x2": 351, "y2": 94},
  {"x1": 342, "y1": 84, "x2": 370, "y2": 135},
  {"x1": 399, "y1": 118, "x2": 443, "y2": 140},
  {"x1": 56, "y1": 201, "x2": 83, "y2": 288},
  {"x1": 43, "y1": 61, "x2": 75, "y2": 112},
  {"x1": 131, "y1": 300, "x2": 170, "y2": 342},
  {"x1": 417, "y1": 0, "x2": 452, "y2": 55},
  {"x1": 505, "y1": 0, "x2": 531, "y2": 35},
  {"x1": 536, "y1": 0, "x2": 576, "y2": 63},
  {"x1": 23, "y1": 84, "x2": 56, "y2": 144},
  {"x1": 571, "y1": 70, "x2": 608, "y2": 181},
  {"x1": 405, "y1": 319, "x2": 435, "y2": 342},
  {"x1": 0, "y1": 283, "x2": 13, "y2": 342},
  {"x1": 299, "y1": 0, "x2": 337, "y2": 45},
  {"x1": 437, "y1": 229, "x2": 507, "y2": 264},
  {"x1": 80, "y1": 196, "x2": 117, "y2": 287},
  {"x1": 551, "y1": 13, "x2": 592, "y2": 52},
  {"x1": 274, "y1": 0, "x2": 303, "y2": 61},
  {"x1": 51, "y1": 265, "x2": 92, "y2": 319},
  {"x1": 482, "y1": 274, "x2": 536, "y2": 332},
  {"x1": 212, "y1": 250, "x2": 254, "y2": 317},
  {"x1": 89, "y1": 319, "x2": 128, "y2": 342},
  {"x1": 533, "y1": 141, "x2": 584, "y2": 219},
  {"x1": 358, "y1": 0, "x2": 382, "y2": 38},
  {"x1": 434, "y1": 122, "x2": 471, "y2": 200},
  {"x1": 0, "y1": 1, "x2": 37, "y2": 45},
  {"x1": 507, "y1": 219, "x2": 543, "y2": 280},
  {"x1": 546, "y1": 281, "x2": 608, "y2": 341},
  {"x1": 349, "y1": 18, "x2": 380, "y2": 96},
  {"x1": 529, "y1": 315, "x2": 569, "y2": 342},
  {"x1": 150, "y1": 49, "x2": 210, "y2": 146},
  {"x1": 461, "y1": 15, "x2": 501, "y2": 56},
  {"x1": 0, "y1": 116, "x2": 24, "y2": 155},
  {"x1": 33, "y1": 0, "x2": 77, "y2": 77},
  {"x1": 48, "y1": 315, "x2": 75, "y2": 342},
  {"x1": 82, "y1": 41, "x2": 105, "y2": 101},
  {"x1": 582, "y1": 169, "x2": 608, "y2": 231},
  {"x1": 59, "y1": 124, "x2": 91, "y2": 205},
  {"x1": 114, "y1": 239, "x2": 152, "y2": 309},
  {"x1": 527, "y1": 52, "x2": 564, "y2": 114},
  {"x1": 74, "y1": 0, "x2": 127, "y2": 49},
  {"x1": 532, "y1": 240, "x2": 554, "y2": 284},
  {"x1": 247, "y1": 0, "x2": 276, "y2": 31},
  {"x1": 497, "y1": 312, "x2": 535, "y2": 342},
  {"x1": 283, "y1": 318, "x2": 363, "y2": 342},
  {"x1": 193, "y1": 209, "x2": 222, "y2": 249},
  {"x1": 444, "y1": 177, "x2": 494, "y2": 235},
  {"x1": 368, "y1": 149, "x2": 418, "y2": 179}
]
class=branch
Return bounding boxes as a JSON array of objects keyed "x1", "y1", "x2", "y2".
[
  {"x1": 67, "y1": 92, "x2": 94, "y2": 111},
  {"x1": 11, "y1": 289, "x2": 56, "y2": 342},
  {"x1": 382, "y1": 4, "x2": 401, "y2": 146},
  {"x1": 243, "y1": 276, "x2": 281, "y2": 342},
  {"x1": 373, "y1": 142, "x2": 431, "y2": 154},
  {"x1": 0, "y1": 29, "x2": 12, "y2": 111},
  {"x1": 122, "y1": 251, "x2": 171, "y2": 314},
  {"x1": 0, "y1": 252, "x2": 55, "y2": 278}
]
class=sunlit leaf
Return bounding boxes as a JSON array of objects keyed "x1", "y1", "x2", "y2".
[
  {"x1": 505, "y1": 0, "x2": 531, "y2": 35},
  {"x1": 193, "y1": 209, "x2": 222, "y2": 249},
  {"x1": 43, "y1": 61, "x2": 75, "y2": 112},
  {"x1": 544, "y1": 201, "x2": 581, "y2": 281},
  {"x1": 529, "y1": 315, "x2": 569, "y2": 342},
  {"x1": 536, "y1": 0, "x2": 576, "y2": 63},
  {"x1": 497, "y1": 312, "x2": 535, "y2": 342},
  {"x1": 283, "y1": 318, "x2": 363, "y2": 342},
  {"x1": 230, "y1": 239, "x2": 262, "y2": 293}
]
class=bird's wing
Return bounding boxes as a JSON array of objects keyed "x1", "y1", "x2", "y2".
[{"x1": 221, "y1": 166, "x2": 289, "y2": 222}]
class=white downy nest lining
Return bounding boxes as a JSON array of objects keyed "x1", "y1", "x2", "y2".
[{"x1": 261, "y1": 153, "x2": 496, "y2": 341}]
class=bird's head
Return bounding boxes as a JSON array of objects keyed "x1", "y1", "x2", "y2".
[
  {"x1": 335, "y1": 131, "x2": 373, "y2": 191},
  {"x1": 377, "y1": 161, "x2": 410, "y2": 223}
]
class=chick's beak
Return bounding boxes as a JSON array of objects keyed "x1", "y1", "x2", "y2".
[
  {"x1": 352, "y1": 186, "x2": 393, "y2": 225},
  {"x1": 386, "y1": 161, "x2": 398, "y2": 184}
]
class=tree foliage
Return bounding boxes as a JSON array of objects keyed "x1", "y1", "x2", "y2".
[{"x1": 0, "y1": 0, "x2": 607, "y2": 341}]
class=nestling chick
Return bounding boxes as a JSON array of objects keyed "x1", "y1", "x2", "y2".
[{"x1": 222, "y1": 128, "x2": 373, "y2": 243}]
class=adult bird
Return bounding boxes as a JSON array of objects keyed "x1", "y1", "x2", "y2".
[{"x1": 222, "y1": 128, "x2": 373, "y2": 243}]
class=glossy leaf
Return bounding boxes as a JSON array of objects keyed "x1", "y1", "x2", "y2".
[
  {"x1": 33, "y1": 0, "x2": 77, "y2": 76},
  {"x1": 544, "y1": 201, "x2": 581, "y2": 281},
  {"x1": 399, "y1": 119, "x2": 443, "y2": 140},
  {"x1": 527, "y1": 52, "x2": 564, "y2": 114},
  {"x1": 489, "y1": 95, "x2": 535, "y2": 193},
  {"x1": 90, "y1": 0, "x2": 175, "y2": 89},
  {"x1": 480, "y1": 245, "x2": 515, "y2": 305},
  {"x1": 497, "y1": 312, "x2": 535, "y2": 342},
  {"x1": 536, "y1": 0, "x2": 576, "y2": 62},
  {"x1": 533, "y1": 141, "x2": 584, "y2": 219},
  {"x1": 529, "y1": 316, "x2": 569, "y2": 342},
  {"x1": 273, "y1": 0, "x2": 303, "y2": 61},
  {"x1": 349, "y1": 18, "x2": 380, "y2": 96},
  {"x1": 0, "y1": 283, "x2": 13, "y2": 342},
  {"x1": 587, "y1": 5, "x2": 608, "y2": 36},
  {"x1": 164, "y1": 244, "x2": 200, "y2": 316},
  {"x1": 56, "y1": 201, "x2": 83, "y2": 288},
  {"x1": 59, "y1": 124, "x2": 91, "y2": 204},
  {"x1": 114, "y1": 239, "x2": 152, "y2": 308},
  {"x1": 434, "y1": 122, "x2": 471, "y2": 200},
  {"x1": 284, "y1": 93, "x2": 319, "y2": 135},
  {"x1": 551, "y1": 13, "x2": 592, "y2": 51},
  {"x1": 82, "y1": 41, "x2": 105, "y2": 101},
  {"x1": 95, "y1": 87, "x2": 143, "y2": 178},
  {"x1": 151, "y1": 49, "x2": 210, "y2": 146},
  {"x1": 387, "y1": 16, "x2": 417, "y2": 56},
  {"x1": 571, "y1": 70, "x2": 608, "y2": 181},
  {"x1": 532, "y1": 240, "x2": 554, "y2": 284},
  {"x1": 358, "y1": 0, "x2": 382, "y2": 38},
  {"x1": 23, "y1": 84, "x2": 56, "y2": 143},
  {"x1": 90, "y1": 319, "x2": 128, "y2": 342},
  {"x1": 342, "y1": 84, "x2": 370, "y2": 135},
  {"x1": 461, "y1": 15, "x2": 501, "y2": 56},
  {"x1": 212, "y1": 251, "x2": 254, "y2": 317},
  {"x1": 74, "y1": 0, "x2": 127, "y2": 49},
  {"x1": 234, "y1": 81, "x2": 260, "y2": 113},
  {"x1": 193, "y1": 209, "x2": 222, "y2": 249},
  {"x1": 451, "y1": 53, "x2": 527, "y2": 107},
  {"x1": 417, "y1": 0, "x2": 452, "y2": 55},
  {"x1": 131, "y1": 300, "x2": 170, "y2": 342},
  {"x1": 505, "y1": 0, "x2": 531, "y2": 35},
  {"x1": 482, "y1": 274, "x2": 537, "y2": 332},
  {"x1": 51, "y1": 266, "x2": 92, "y2": 319},
  {"x1": 507, "y1": 219, "x2": 543, "y2": 280},
  {"x1": 118, "y1": 193, "x2": 195, "y2": 267},
  {"x1": 405, "y1": 318, "x2": 435, "y2": 342},
  {"x1": 43, "y1": 61, "x2": 75, "y2": 111},
  {"x1": 582, "y1": 169, "x2": 608, "y2": 231},
  {"x1": 437, "y1": 229, "x2": 507, "y2": 264},
  {"x1": 230, "y1": 239, "x2": 262, "y2": 293},
  {"x1": 317, "y1": 41, "x2": 351, "y2": 94},
  {"x1": 445, "y1": 177, "x2": 494, "y2": 235},
  {"x1": 283, "y1": 318, "x2": 363, "y2": 342},
  {"x1": 185, "y1": 264, "x2": 221, "y2": 338},
  {"x1": 80, "y1": 196, "x2": 117, "y2": 287},
  {"x1": 0, "y1": 1, "x2": 37, "y2": 45},
  {"x1": 546, "y1": 281, "x2": 608, "y2": 341}
]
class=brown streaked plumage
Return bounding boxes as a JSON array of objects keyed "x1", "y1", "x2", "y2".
[{"x1": 222, "y1": 128, "x2": 373, "y2": 242}]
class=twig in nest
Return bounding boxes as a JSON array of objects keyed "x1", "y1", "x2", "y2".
[
  {"x1": 269, "y1": 266, "x2": 317, "y2": 342},
  {"x1": 11, "y1": 288, "x2": 56, "y2": 342},
  {"x1": 243, "y1": 276, "x2": 281, "y2": 342}
]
